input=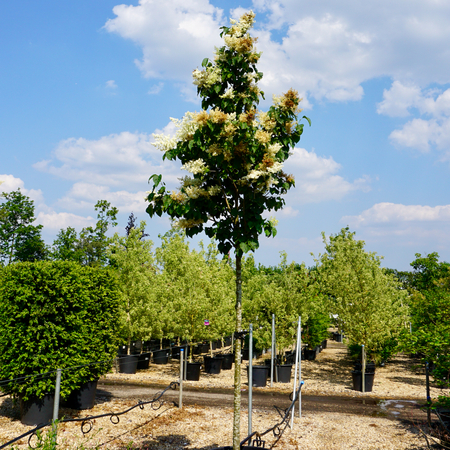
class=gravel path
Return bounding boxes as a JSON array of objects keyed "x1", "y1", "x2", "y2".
[{"x1": 0, "y1": 340, "x2": 446, "y2": 449}]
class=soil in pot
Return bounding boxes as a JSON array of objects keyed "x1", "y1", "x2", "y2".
[
  {"x1": 351, "y1": 371, "x2": 375, "y2": 392},
  {"x1": 203, "y1": 356, "x2": 223, "y2": 374},
  {"x1": 152, "y1": 349, "x2": 169, "y2": 364},
  {"x1": 137, "y1": 352, "x2": 151, "y2": 370},
  {"x1": 118, "y1": 354, "x2": 139, "y2": 374},
  {"x1": 276, "y1": 364, "x2": 293, "y2": 383},
  {"x1": 66, "y1": 380, "x2": 98, "y2": 410},
  {"x1": 184, "y1": 362, "x2": 202, "y2": 381},
  {"x1": 247, "y1": 366, "x2": 269, "y2": 387},
  {"x1": 20, "y1": 394, "x2": 54, "y2": 426}
]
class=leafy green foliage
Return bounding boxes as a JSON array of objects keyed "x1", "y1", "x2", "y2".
[
  {"x1": 51, "y1": 200, "x2": 118, "y2": 266},
  {"x1": 315, "y1": 228, "x2": 409, "y2": 363},
  {"x1": 108, "y1": 220, "x2": 156, "y2": 347},
  {"x1": 0, "y1": 261, "x2": 120, "y2": 401},
  {"x1": 0, "y1": 189, "x2": 47, "y2": 264},
  {"x1": 402, "y1": 252, "x2": 450, "y2": 386}
]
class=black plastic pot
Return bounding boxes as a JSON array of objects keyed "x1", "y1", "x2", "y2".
[
  {"x1": 184, "y1": 362, "x2": 202, "y2": 381},
  {"x1": 130, "y1": 340, "x2": 142, "y2": 355},
  {"x1": 137, "y1": 352, "x2": 151, "y2": 370},
  {"x1": 276, "y1": 364, "x2": 293, "y2": 383},
  {"x1": 117, "y1": 344, "x2": 128, "y2": 356},
  {"x1": 172, "y1": 346, "x2": 189, "y2": 360},
  {"x1": 118, "y1": 354, "x2": 139, "y2": 374},
  {"x1": 354, "y1": 362, "x2": 376, "y2": 373},
  {"x1": 66, "y1": 380, "x2": 98, "y2": 410},
  {"x1": 303, "y1": 348, "x2": 317, "y2": 361},
  {"x1": 321, "y1": 339, "x2": 328, "y2": 349},
  {"x1": 204, "y1": 356, "x2": 223, "y2": 374},
  {"x1": 221, "y1": 353, "x2": 234, "y2": 370},
  {"x1": 152, "y1": 349, "x2": 169, "y2": 364},
  {"x1": 247, "y1": 366, "x2": 269, "y2": 387},
  {"x1": 351, "y1": 371, "x2": 375, "y2": 392},
  {"x1": 20, "y1": 394, "x2": 54, "y2": 426}
]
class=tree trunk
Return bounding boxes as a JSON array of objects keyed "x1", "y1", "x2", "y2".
[{"x1": 233, "y1": 253, "x2": 242, "y2": 450}]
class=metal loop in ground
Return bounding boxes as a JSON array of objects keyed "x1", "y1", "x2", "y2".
[
  {"x1": 138, "y1": 401, "x2": 145, "y2": 410},
  {"x1": 272, "y1": 425, "x2": 281, "y2": 437},
  {"x1": 81, "y1": 419, "x2": 93, "y2": 435},
  {"x1": 28, "y1": 432, "x2": 39, "y2": 449},
  {"x1": 151, "y1": 400, "x2": 162, "y2": 410},
  {"x1": 110, "y1": 414, "x2": 120, "y2": 425}
]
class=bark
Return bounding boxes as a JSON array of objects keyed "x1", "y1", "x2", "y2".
[{"x1": 233, "y1": 253, "x2": 242, "y2": 450}]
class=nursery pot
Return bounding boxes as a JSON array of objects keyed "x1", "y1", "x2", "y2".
[
  {"x1": 20, "y1": 394, "x2": 55, "y2": 426},
  {"x1": 204, "y1": 356, "x2": 223, "y2": 374},
  {"x1": 66, "y1": 380, "x2": 98, "y2": 410},
  {"x1": 172, "y1": 346, "x2": 189, "y2": 360},
  {"x1": 220, "y1": 353, "x2": 234, "y2": 370},
  {"x1": 130, "y1": 340, "x2": 142, "y2": 355},
  {"x1": 354, "y1": 362, "x2": 376, "y2": 373},
  {"x1": 303, "y1": 348, "x2": 317, "y2": 361},
  {"x1": 247, "y1": 366, "x2": 269, "y2": 387},
  {"x1": 351, "y1": 371, "x2": 375, "y2": 392},
  {"x1": 152, "y1": 349, "x2": 169, "y2": 364},
  {"x1": 137, "y1": 352, "x2": 151, "y2": 370},
  {"x1": 117, "y1": 344, "x2": 128, "y2": 356},
  {"x1": 184, "y1": 362, "x2": 202, "y2": 381},
  {"x1": 276, "y1": 364, "x2": 293, "y2": 383},
  {"x1": 118, "y1": 354, "x2": 139, "y2": 374}
]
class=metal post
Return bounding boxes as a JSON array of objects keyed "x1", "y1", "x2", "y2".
[
  {"x1": 270, "y1": 314, "x2": 275, "y2": 387},
  {"x1": 248, "y1": 324, "x2": 253, "y2": 436},
  {"x1": 291, "y1": 316, "x2": 302, "y2": 428},
  {"x1": 362, "y1": 345, "x2": 366, "y2": 393},
  {"x1": 179, "y1": 349, "x2": 184, "y2": 408},
  {"x1": 52, "y1": 368, "x2": 61, "y2": 444},
  {"x1": 426, "y1": 361, "x2": 431, "y2": 426}
]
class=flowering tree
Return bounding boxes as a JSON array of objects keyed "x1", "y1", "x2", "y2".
[{"x1": 146, "y1": 11, "x2": 309, "y2": 448}]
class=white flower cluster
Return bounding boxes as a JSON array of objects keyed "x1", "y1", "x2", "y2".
[
  {"x1": 152, "y1": 112, "x2": 200, "y2": 152},
  {"x1": 267, "y1": 143, "x2": 282, "y2": 158},
  {"x1": 220, "y1": 88, "x2": 235, "y2": 99},
  {"x1": 192, "y1": 66, "x2": 222, "y2": 88},
  {"x1": 174, "y1": 218, "x2": 205, "y2": 229},
  {"x1": 257, "y1": 111, "x2": 276, "y2": 131},
  {"x1": 181, "y1": 158, "x2": 208, "y2": 175}
]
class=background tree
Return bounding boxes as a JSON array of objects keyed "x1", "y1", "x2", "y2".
[
  {"x1": 0, "y1": 189, "x2": 47, "y2": 265},
  {"x1": 402, "y1": 253, "x2": 450, "y2": 386},
  {"x1": 146, "y1": 12, "x2": 309, "y2": 447},
  {"x1": 316, "y1": 228, "x2": 408, "y2": 363},
  {"x1": 108, "y1": 218, "x2": 156, "y2": 351},
  {"x1": 51, "y1": 200, "x2": 118, "y2": 266}
]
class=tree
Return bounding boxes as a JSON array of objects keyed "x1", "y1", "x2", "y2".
[
  {"x1": 316, "y1": 228, "x2": 408, "y2": 363},
  {"x1": 146, "y1": 12, "x2": 309, "y2": 447},
  {"x1": 403, "y1": 253, "x2": 450, "y2": 385},
  {"x1": 0, "y1": 189, "x2": 47, "y2": 265},
  {"x1": 108, "y1": 219, "x2": 156, "y2": 351},
  {"x1": 51, "y1": 200, "x2": 118, "y2": 266}
]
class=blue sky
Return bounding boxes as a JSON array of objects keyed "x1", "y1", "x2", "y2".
[{"x1": 2, "y1": 0, "x2": 450, "y2": 270}]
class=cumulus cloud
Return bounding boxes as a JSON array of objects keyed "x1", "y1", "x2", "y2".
[
  {"x1": 33, "y1": 131, "x2": 181, "y2": 189},
  {"x1": 343, "y1": 202, "x2": 450, "y2": 227},
  {"x1": 104, "y1": 0, "x2": 450, "y2": 103},
  {"x1": 0, "y1": 174, "x2": 44, "y2": 206},
  {"x1": 104, "y1": 0, "x2": 223, "y2": 81},
  {"x1": 105, "y1": 80, "x2": 118, "y2": 90},
  {"x1": 285, "y1": 148, "x2": 370, "y2": 204},
  {"x1": 377, "y1": 82, "x2": 450, "y2": 157}
]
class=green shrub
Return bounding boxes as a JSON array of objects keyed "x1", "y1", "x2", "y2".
[{"x1": 0, "y1": 261, "x2": 120, "y2": 401}]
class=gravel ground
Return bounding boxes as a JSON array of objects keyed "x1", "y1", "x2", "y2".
[{"x1": 0, "y1": 341, "x2": 446, "y2": 449}]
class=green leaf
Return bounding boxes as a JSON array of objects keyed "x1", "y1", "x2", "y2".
[{"x1": 202, "y1": 58, "x2": 209, "y2": 67}]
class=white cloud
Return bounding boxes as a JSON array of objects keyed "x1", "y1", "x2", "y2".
[
  {"x1": 343, "y1": 202, "x2": 450, "y2": 227},
  {"x1": 104, "y1": 1, "x2": 450, "y2": 104},
  {"x1": 104, "y1": 0, "x2": 223, "y2": 80},
  {"x1": 148, "y1": 82, "x2": 164, "y2": 95},
  {"x1": 37, "y1": 211, "x2": 95, "y2": 232},
  {"x1": 106, "y1": 80, "x2": 118, "y2": 89},
  {"x1": 377, "y1": 82, "x2": 450, "y2": 157},
  {"x1": 0, "y1": 174, "x2": 44, "y2": 206},
  {"x1": 33, "y1": 131, "x2": 181, "y2": 189},
  {"x1": 286, "y1": 148, "x2": 370, "y2": 203}
]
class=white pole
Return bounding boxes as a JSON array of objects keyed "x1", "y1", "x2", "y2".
[
  {"x1": 291, "y1": 316, "x2": 302, "y2": 428},
  {"x1": 179, "y1": 348, "x2": 184, "y2": 408},
  {"x1": 270, "y1": 314, "x2": 275, "y2": 387},
  {"x1": 52, "y1": 368, "x2": 62, "y2": 445},
  {"x1": 361, "y1": 344, "x2": 365, "y2": 393},
  {"x1": 248, "y1": 324, "x2": 253, "y2": 436}
]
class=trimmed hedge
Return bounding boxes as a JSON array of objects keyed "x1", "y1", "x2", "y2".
[{"x1": 0, "y1": 261, "x2": 120, "y2": 400}]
